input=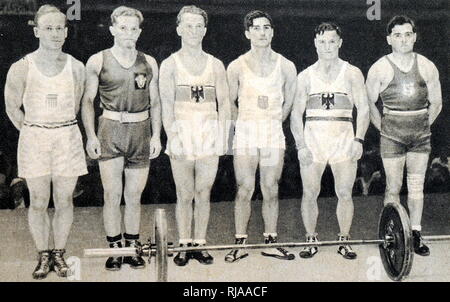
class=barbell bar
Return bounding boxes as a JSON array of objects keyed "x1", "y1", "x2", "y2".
[{"x1": 84, "y1": 204, "x2": 450, "y2": 282}]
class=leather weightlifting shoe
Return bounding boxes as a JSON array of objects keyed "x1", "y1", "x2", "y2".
[
  {"x1": 174, "y1": 243, "x2": 191, "y2": 266},
  {"x1": 123, "y1": 240, "x2": 145, "y2": 269},
  {"x1": 337, "y1": 235, "x2": 357, "y2": 260},
  {"x1": 32, "y1": 250, "x2": 53, "y2": 280},
  {"x1": 299, "y1": 235, "x2": 319, "y2": 259},
  {"x1": 105, "y1": 241, "x2": 123, "y2": 271},
  {"x1": 225, "y1": 237, "x2": 249, "y2": 263},
  {"x1": 190, "y1": 243, "x2": 214, "y2": 265},
  {"x1": 412, "y1": 230, "x2": 430, "y2": 256},
  {"x1": 261, "y1": 235, "x2": 295, "y2": 260},
  {"x1": 52, "y1": 249, "x2": 70, "y2": 277}
]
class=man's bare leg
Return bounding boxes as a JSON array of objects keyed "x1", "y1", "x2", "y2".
[
  {"x1": 27, "y1": 175, "x2": 52, "y2": 251},
  {"x1": 99, "y1": 157, "x2": 125, "y2": 270},
  {"x1": 259, "y1": 148, "x2": 294, "y2": 259},
  {"x1": 52, "y1": 176, "x2": 78, "y2": 249},
  {"x1": 260, "y1": 148, "x2": 284, "y2": 235},
  {"x1": 299, "y1": 161, "x2": 326, "y2": 258},
  {"x1": 330, "y1": 160, "x2": 358, "y2": 259},
  {"x1": 233, "y1": 151, "x2": 259, "y2": 236},
  {"x1": 123, "y1": 167, "x2": 149, "y2": 235},
  {"x1": 171, "y1": 159, "x2": 195, "y2": 243},
  {"x1": 51, "y1": 175, "x2": 78, "y2": 276},
  {"x1": 193, "y1": 156, "x2": 219, "y2": 242},
  {"x1": 405, "y1": 152, "x2": 429, "y2": 229},
  {"x1": 224, "y1": 151, "x2": 258, "y2": 262},
  {"x1": 382, "y1": 156, "x2": 406, "y2": 205},
  {"x1": 330, "y1": 160, "x2": 357, "y2": 237},
  {"x1": 99, "y1": 157, "x2": 125, "y2": 237},
  {"x1": 122, "y1": 166, "x2": 149, "y2": 268},
  {"x1": 300, "y1": 162, "x2": 326, "y2": 236},
  {"x1": 406, "y1": 152, "x2": 430, "y2": 256},
  {"x1": 190, "y1": 156, "x2": 219, "y2": 264},
  {"x1": 27, "y1": 175, "x2": 52, "y2": 279}
]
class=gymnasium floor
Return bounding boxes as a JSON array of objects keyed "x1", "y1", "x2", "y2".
[{"x1": 0, "y1": 193, "x2": 448, "y2": 282}]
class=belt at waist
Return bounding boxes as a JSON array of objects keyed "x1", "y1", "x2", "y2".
[
  {"x1": 383, "y1": 108, "x2": 428, "y2": 116},
  {"x1": 305, "y1": 116, "x2": 353, "y2": 122},
  {"x1": 102, "y1": 109, "x2": 149, "y2": 123},
  {"x1": 23, "y1": 119, "x2": 77, "y2": 129}
]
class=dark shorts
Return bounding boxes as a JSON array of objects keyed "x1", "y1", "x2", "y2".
[
  {"x1": 381, "y1": 135, "x2": 431, "y2": 158},
  {"x1": 380, "y1": 112, "x2": 431, "y2": 158},
  {"x1": 97, "y1": 117, "x2": 151, "y2": 168}
]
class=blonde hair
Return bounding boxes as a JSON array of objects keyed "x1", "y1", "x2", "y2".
[
  {"x1": 110, "y1": 6, "x2": 144, "y2": 26},
  {"x1": 176, "y1": 5, "x2": 208, "y2": 27},
  {"x1": 34, "y1": 4, "x2": 66, "y2": 27}
]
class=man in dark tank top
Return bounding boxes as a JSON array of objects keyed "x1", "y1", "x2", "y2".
[
  {"x1": 366, "y1": 15, "x2": 442, "y2": 256},
  {"x1": 81, "y1": 6, "x2": 162, "y2": 271}
]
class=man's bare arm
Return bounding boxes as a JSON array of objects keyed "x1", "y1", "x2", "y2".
[
  {"x1": 290, "y1": 71, "x2": 308, "y2": 149},
  {"x1": 226, "y1": 60, "x2": 240, "y2": 122},
  {"x1": 159, "y1": 57, "x2": 178, "y2": 142},
  {"x1": 213, "y1": 59, "x2": 231, "y2": 154},
  {"x1": 350, "y1": 66, "x2": 370, "y2": 140},
  {"x1": 365, "y1": 62, "x2": 384, "y2": 131},
  {"x1": 81, "y1": 53, "x2": 101, "y2": 140},
  {"x1": 5, "y1": 59, "x2": 27, "y2": 131},
  {"x1": 421, "y1": 58, "x2": 442, "y2": 125},
  {"x1": 281, "y1": 59, "x2": 297, "y2": 122},
  {"x1": 72, "y1": 58, "x2": 86, "y2": 115},
  {"x1": 146, "y1": 56, "x2": 162, "y2": 139}
]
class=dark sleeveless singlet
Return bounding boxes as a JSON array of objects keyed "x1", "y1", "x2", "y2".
[
  {"x1": 380, "y1": 54, "x2": 431, "y2": 144},
  {"x1": 99, "y1": 49, "x2": 152, "y2": 113}
]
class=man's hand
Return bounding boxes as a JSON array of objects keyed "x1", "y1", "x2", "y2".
[
  {"x1": 298, "y1": 146, "x2": 313, "y2": 166},
  {"x1": 86, "y1": 136, "x2": 101, "y2": 159},
  {"x1": 149, "y1": 136, "x2": 162, "y2": 159},
  {"x1": 350, "y1": 140, "x2": 363, "y2": 161}
]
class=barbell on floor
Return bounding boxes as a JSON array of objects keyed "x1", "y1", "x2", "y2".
[{"x1": 84, "y1": 203, "x2": 450, "y2": 282}]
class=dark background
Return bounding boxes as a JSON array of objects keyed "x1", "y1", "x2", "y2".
[{"x1": 0, "y1": 0, "x2": 448, "y2": 206}]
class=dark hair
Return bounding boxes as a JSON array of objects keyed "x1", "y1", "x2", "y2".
[
  {"x1": 244, "y1": 10, "x2": 274, "y2": 31},
  {"x1": 386, "y1": 15, "x2": 416, "y2": 35},
  {"x1": 314, "y1": 22, "x2": 342, "y2": 38}
]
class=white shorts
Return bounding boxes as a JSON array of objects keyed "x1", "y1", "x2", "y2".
[
  {"x1": 233, "y1": 119, "x2": 285, "y2": 151},
  {"x1": 304, "y1": 120, "x2": 354, "y2": 164},
  {"x1": 18, "y1": 124, "x2": 88, "y2": 178},
  {"x1": 165, "y1": 109, "x2": 220, "y2": 161}
]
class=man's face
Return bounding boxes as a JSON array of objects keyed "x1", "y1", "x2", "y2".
[
  {"x1": 314, "y1": 30, "x2": 342, "y2": 60},
  {"x1": 245, "y1": 17, "x2": 273, "y2": 48},
  {"x1": 176, "y1": 12, "x2": 207, "y2": 46},
  {"x1": 387, "y1": 23, "x2": 416, "y2": 54},
  {"x1": 110, "y1": 16, "x2": 142, "y2": 49},
  {"x1": 34, "y1": 12, "x2": 67, "y2": 50}
]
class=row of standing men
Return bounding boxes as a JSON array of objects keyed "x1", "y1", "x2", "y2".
[{"x1": 4, "y1": 5, "x2": 442, "y2": 279}]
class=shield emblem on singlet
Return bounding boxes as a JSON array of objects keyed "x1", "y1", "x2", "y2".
[
  {"x1": 46, "y1": 94, "x2": 58, "y2": 108},
  {"x1": 134, "y1": 73, "x2": 147, "y2": 90},
  {"x1": 257, "y1": 95, "x2": 269, "y2": 109},
  {"x1": 402, "y1": 82, "x2": 416, "y2": 97},
  {"x1": 321, "y1": 93, "x2": 335, "y2": 110},
  {"x1": 191, "y1": 86, "x2": 205, "y2": 103}
]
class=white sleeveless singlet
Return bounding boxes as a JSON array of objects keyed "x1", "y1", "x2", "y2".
[{"x1": 233, "y1": 53, "x2": 286, "y2": 150}]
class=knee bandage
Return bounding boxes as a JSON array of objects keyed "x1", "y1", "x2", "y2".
[{"x1": 407, "y1": 173, "x2": 424, "y2": 200}]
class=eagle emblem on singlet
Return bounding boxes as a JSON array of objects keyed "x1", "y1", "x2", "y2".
[
  {"x1": 321, "y1": 93, "x2": 335, "y2": 110},
  {"x1": 191, "y1": 85, "x2": 205, "y2": 103},
  {"x1": 134, "y1": 73, "x2": 147, "y2": 90}
]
